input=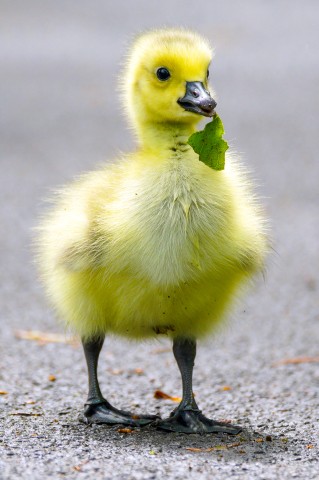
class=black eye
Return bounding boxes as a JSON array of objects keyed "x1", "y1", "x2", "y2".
[
  {"x1": 156, "y1": 67, "x2": 171, "y2": 81},
  {"x1": 207, "y1": 69, "x2": 210, "y2": 79}
]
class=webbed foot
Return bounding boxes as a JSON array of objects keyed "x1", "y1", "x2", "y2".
[
  {"x1": 81, "y1": 401, "x2": 160, "y2": 426},
  {"x1": 156, "y1": 408, "x2": 242, "y2": 435}
]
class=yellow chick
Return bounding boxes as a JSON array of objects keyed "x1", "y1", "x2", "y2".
[{"x1": 36, "y1": 28, "x2": 268, "y2": 434}]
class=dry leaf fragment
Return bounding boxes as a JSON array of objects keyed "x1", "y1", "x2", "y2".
[
  {"x1": 117, "y1": 428, "x2": 134, "y2": 434},
  {"x1": 0, "y1": 391, "x2": 8, "y2": 395},
  {"x1": 48, "y1": 375, "x2": 56, "y2": 382},
  {"x1": 72, "y1": 459, "x2": 89, "y2": 472},
  {"x1": 134, "y1": 368, "x2": 144, "y2": 375},
  {"x1": 151, "y1": 347, "x2": 171, "y2": 354},
  {"x1": 108, "y1": 368, "x2": 123, "y2": 375},
  {"x1": 154, "y1": 390, "x2": 182, "y2": 402},
  {"x1": 273, "y1": 356, "x2": 319, "y2": 366},
  {"x1": 186, "y1": 442, "x2": 241, "y2": 453},
  {"x1": 220, "y1": 386, "x2": 232, "y2": 391},
  {"x1": 15, "y1": 330, "x2": 78, "y2": 346},
  {"x1": 256, "y1": 438, "x2": 264, "y2": 443},
  {"x1": 131, "y1": 414, "x2": 141, "y2": 420},
  {"x1": 10, "y1": 412, "x2": 42, "y2": 416},
  {"x1": 25, "y1": 400, "x2": 36, "y2": 405},
  {"x1": 306, "y1": 444, "x2": 314, "y2": 449}
]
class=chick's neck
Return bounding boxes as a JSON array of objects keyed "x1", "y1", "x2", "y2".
[{"x1": 137, "y1": 121, "x2": 198, "y2": 157}]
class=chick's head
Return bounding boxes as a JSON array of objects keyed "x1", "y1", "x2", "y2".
[{"x1": 122, "y1": 29, "x2": 216, "y2": 131}]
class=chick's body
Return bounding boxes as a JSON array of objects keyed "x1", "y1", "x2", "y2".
[
  {"x1": 39, "y1": 143, "x2": 265, "y2": 340},
  {"x1": 37, "y1": 28, "x2": 268, "y2": 433}
]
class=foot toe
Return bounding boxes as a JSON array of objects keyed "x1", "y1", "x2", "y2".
[
  {"x1": 156, "y1": 409, "x2": 242, "y2": 435},
  {"x1": 81, "y1": 402, "x2": 159, "y2": 426}
]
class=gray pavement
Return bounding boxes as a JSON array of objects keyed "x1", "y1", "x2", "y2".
[{"x1": 0, "y1": 1, "x2": 318, "y2": 478}]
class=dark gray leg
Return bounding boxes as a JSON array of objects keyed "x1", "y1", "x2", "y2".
[
  {"x1": 83, "y1": 336, "x2": 105, "y2": 405},
  {"x1": 157, "y1": 337, "x2": 242, "y2": 434},
  {"x1": 173, "y1": 337, "x2": 199, "y2": 410},
  {"x1": 81, "y1": 336, "x2": 159, "y2": 426}
]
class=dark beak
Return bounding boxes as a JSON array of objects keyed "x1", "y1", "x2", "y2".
[{"x1": 177, "y1": 81, "x2": 217, "y2": 117}]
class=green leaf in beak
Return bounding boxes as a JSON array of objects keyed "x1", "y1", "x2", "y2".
[{"x1": 188, "y1": 114, "x2": 229, "y2": 171}]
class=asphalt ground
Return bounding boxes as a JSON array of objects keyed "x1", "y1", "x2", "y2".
[{"x1": 0, "y1": 1, "x2": 318, "y2": 478}]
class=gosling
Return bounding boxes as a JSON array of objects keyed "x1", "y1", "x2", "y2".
[{"x1": 37, "y1": 28, "x2": 268, "y2": 434}]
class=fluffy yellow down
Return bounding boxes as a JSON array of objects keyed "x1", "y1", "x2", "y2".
[{"x1": 36, "y1": 28, "x2": 268, "y2": 341}]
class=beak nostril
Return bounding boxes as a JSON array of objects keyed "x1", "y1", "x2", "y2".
[{"x1": 192, "y1": 89, "x2": 200, "y2": 98}]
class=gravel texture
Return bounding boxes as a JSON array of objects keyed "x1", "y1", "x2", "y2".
[{"x1": 0, "y1": 1, "x2": 318, "y2": 478}]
